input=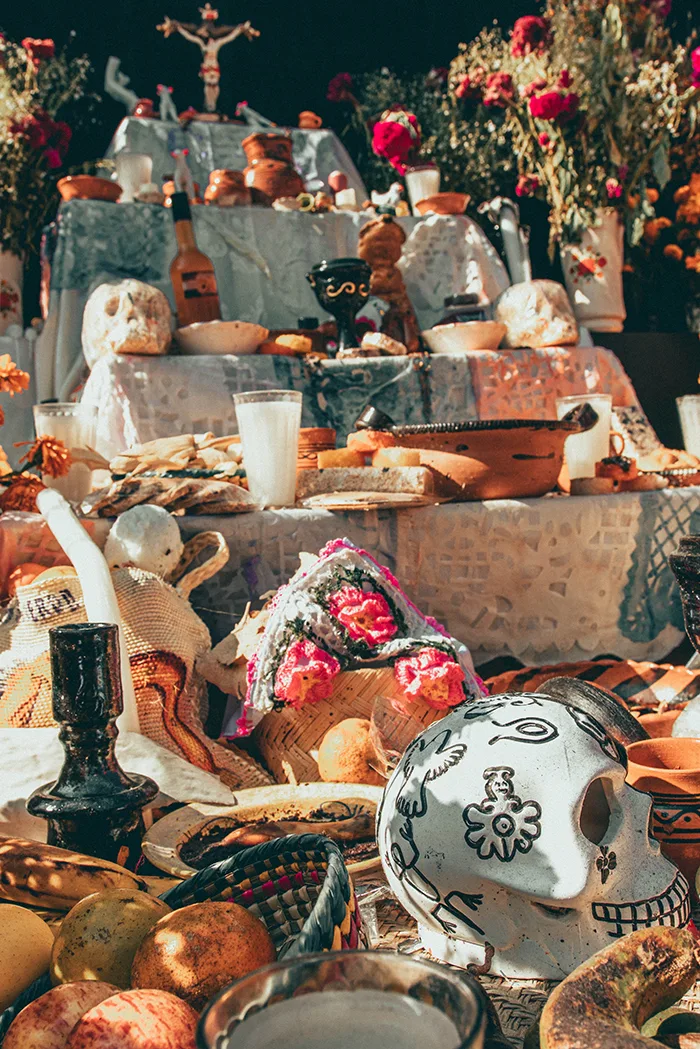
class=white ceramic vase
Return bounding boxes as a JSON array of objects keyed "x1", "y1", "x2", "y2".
[
  {"x1": 0, "y1": 250, "x2": 23, "y2": 335},
  {"x1": 561, "y1": 208, "x2": 626, "y2": 333}
]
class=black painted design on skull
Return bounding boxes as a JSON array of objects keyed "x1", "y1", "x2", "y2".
[
  {"x1": 488, "y1": 716, "x2": 559, "y2": 747},
  {"x1": 395, "y1": 728, "x2": 468, "y2": 820},
  {"x1": 461, "y1": 695, "x2": 545, "y2": 722},
  {"x1": 565, "y1": 706, "x2": 625, "y2": 764},
  {"x1": 596, "y1": 845, "x2": 617, "y2": 885},
  {"x1": 463, "y1": 766, "x2": 542, "y2": 862}
]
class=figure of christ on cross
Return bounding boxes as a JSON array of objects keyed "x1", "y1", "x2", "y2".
[{"x1": 158, "y1": 3, "x2": 260, "y2": 114}]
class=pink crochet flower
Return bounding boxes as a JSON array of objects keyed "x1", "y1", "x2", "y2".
[
  {"x1": 394, "y1": 648, "x2": 466, "y2": 710},
  {"x1": 328, "y1": 585, "x2": 398, "y2": 646},
  {"x1": 274, "y1": 640, "x2": 340, "y2": 709}
]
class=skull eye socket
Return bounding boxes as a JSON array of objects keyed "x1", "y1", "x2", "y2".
[
  {"x1": 105, "y1": 297, "x2": 120, "y2": 316},
  {"x1": 580, "y1": 777, "x2": 613, "y2": 845}
]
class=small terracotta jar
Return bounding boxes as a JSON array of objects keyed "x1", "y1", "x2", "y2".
[
  {"x1": 626, "y1": 736, "x2": 700, "y2": 901},
  {"x1": 204, "y1": 169, "x2": 251, "y2": 206},
  {"x1": 242, "y1": 132, "x2": 305, "y2": 205}
]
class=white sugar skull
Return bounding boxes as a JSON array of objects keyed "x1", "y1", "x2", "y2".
[
  {"x1": 378, "y1": 693, "x2": 689, "y2": 979},
  {"x1": 82, "y1": 279, "x2": 173, "y2": 367}
]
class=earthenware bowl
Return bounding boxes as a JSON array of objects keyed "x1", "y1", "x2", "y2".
[
  {"x1": 626, "y1": 737, "x2": 700, "y2": 901},
  {"x1": 414, "y1": 192, "x2": 470, "y2": 216},
  {"x1": 637, "y1": 709, "x2": 684, "y2": 738},
  {"x1": 175, "y1": 319, "x2": 269, "y2": 355},
  {"x1": 353, "y1": 403, "x2": 598, "y2": 501},
  {"x1": 57, "y1": 176, "x2": 122, "y2": 203},
  {"x1": 422, "y1": 321, "x2": 507, "y2": 354},
  {"x1": 142, "y1": 782, "x2": 383, "y2": 880},
  {"x1": 307, "y1": 258, "x2": 371, "y2": 357}
]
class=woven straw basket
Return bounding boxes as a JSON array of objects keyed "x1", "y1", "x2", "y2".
[
  {"x1": 253, "y1": 666, "x2": 445, "y2": 783},
  {"x1": 0, "y1": 833, "x2": 361, "y2": 1045}
]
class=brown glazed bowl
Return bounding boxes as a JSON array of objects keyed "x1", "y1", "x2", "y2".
[
  {"x1": 626, "y1": 737, "x2": 700, "y2": 901},
  {"x1": 57, "y1": 176, "x2": 122, "y2": 203},
  {"x1": 241, "y1": 132, "x2": 295, "y2": 164},
  {"x1": 414, "y1": 192, "x2": 471, "y2": 216},
  {"x1": 380, "y1": 405, "x2": 597, "y2": 501}
]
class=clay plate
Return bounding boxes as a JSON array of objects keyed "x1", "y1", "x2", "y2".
[
  {"x1": 414, "y1": 192, "x2": 470, "y2": 216},
  {"x1": 142, "y1": 782, "x2": 383, "y2": 879}
]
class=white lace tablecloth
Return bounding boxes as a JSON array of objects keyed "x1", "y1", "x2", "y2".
[
  {"x1": 107, "y1": 117, "x2": 368, "y2": 200},
  {"x1": 38, "y1": 206, "x2": 508, "y2": 401},
  {"x1": 80, "y1": 344, "x2": 638, "y2": 460},
  {"x1": 2, "y1": 486, "x2": 696, "y2": 665}
]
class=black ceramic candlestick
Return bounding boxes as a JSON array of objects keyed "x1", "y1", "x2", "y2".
[
  {"x1": 27, "y1": 623, "x2": 158, "y2": 864},
  {"x1": 306, "y1": 257, "x2": 371, "y2": 357},
  {"x1": 670, "y1": 537, "x2": 700, "y2": 656}
]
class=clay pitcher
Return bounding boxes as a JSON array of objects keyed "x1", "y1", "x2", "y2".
[
  {"x1": 626, "y1": 736, "x2": 700, "y2": 902},
  {"x1": 242, "y1": 132, "x2": 305, "y2": 205}
]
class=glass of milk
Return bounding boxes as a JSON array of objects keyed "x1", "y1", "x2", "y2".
[
  {"x1": 197, "y1": 950, "x2": 487, "y2": 1049},
  {"x1": 32, "y1": 402, "x2": 98, "y2": 504},
  {"x1": 556, "y1": 393, "x2": 612, "y2": 479},
  {"x1": 234, "y1": 390, "x2": 302, "y2": 508}
]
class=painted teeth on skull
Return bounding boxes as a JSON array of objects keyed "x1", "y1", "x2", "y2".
[{"x1": 591, "y1": 871, "x2": 691, "y2": 939}]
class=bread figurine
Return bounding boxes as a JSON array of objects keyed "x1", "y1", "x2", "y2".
[{"x1": 358, "y1": 215, "x2": 421, "y2": 353}]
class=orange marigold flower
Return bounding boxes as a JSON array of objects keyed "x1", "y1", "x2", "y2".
[
  {"x1": 17, "y1": 436, "x2": 72, "y2": 478},
  {"x1": 0, "y1": 474, "x2": 45, "y2": 513},
  {"x1": 0, "y1": 355, "x2": 30, "y2": 396},
  {"x1": 644, "y1": 217, "x2": 672, "y2": 245},
  {"x1": 675, "y1": 185, "x2": 691, "y2": 205},
  {"x1": 663, "y1": 244, "x2": 685, "y2": 261},
  {"x1": 686, "y1": 253, "x2": 700, "y2": 273},
  {"x1": 646, "y1": 188, "x2": 659, "y2": 204}
]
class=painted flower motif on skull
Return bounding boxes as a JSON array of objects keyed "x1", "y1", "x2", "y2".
[{"x1": 463, "y1": 766, "x2": 542, "y2": 862}]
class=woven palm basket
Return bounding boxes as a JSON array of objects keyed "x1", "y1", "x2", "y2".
[
  {"x1": 0, "y1": 833, "x2": 362, "y2": 1044},
  {"x1": 252, "y1": 666, "x2": 445, "y2": 783}
]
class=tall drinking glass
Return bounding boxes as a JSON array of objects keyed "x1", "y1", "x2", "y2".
[
  {"x1": 404, "y1": 165, "x2": 440, "y2": 214},
  {"x1": 234, "y1": 390, "x2": 302, "y2": 508},
  {"x1": 677, "y1": 396, "x2": 700, "y2": 458},
  {"x1": 33, "y1": 402, "x2": 98, "y2": 503},
  {"x1": 115, "y1": 152, "x2": 153, "y2": 202},
  {"x1": 556, "y1": 393, "x2": 612, "y2": 479},
  {"x1": 197, "y1": 950, "x2": 487, "y2": 1049}
]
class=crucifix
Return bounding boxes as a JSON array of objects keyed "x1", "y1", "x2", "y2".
[{"x1": 157, "y1": 3, "x2": 260, "y2": 114}]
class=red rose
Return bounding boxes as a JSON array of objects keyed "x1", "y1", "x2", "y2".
[
  {"x1": 43, "y1": 147, "x2": 62, "y2": 169},
  {"x1": 326, "y1": 72, "x2": 354, "y2": 103},
  {"x1": 516, "y1": 174, "x2": 540, "y2": 197},
  {"x1": 21, "y1": 37, "x2": 55, "y2": 68},
  {"x1": 538, "y1": 131, "x2": 551, "y2": 146},
  {"x1": 483, "y1": 71, "x2": 514, "y2": 108},
  {"x1": 455, "y1": 74, "x2": 480, "y2": 102},
  {"x1": 558, "y1": 68, "x2": 573, "y2": 88},
  {"x1": 692, "y1": 46, "x2": 700, "y2": 87},
  {"x1": 52, "y1": 121, "x2": 72, "y2": 153},
  {"x1": 529, "y1": 90, "x2": 565, "y2": 120},
  {"x1": 372, "y1": 120, "x2": 415, "y2": 174},
  {"x1": 510, "y1": 15, "x2": 551, "y2": 57},
  {"x1": 9, "y1": 115, "x2": 47, "y2": 149},
  {"x1": 558, "y1": 91, "x2": 580, "y2": 124}
]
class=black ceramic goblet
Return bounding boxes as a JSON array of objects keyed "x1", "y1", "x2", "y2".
[
  {"x1": 670, "y1": 536, "x2": 700, "y2": 656},
  {"x1": 306, "y1": 257, "x2": 371, "y2": 357}
]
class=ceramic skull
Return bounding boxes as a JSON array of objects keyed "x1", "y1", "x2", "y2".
[
  {"x1": 82, "y1": 279, "x2": 173, "y2": 367},
  {"x1": 377, "y1": 692, "x2": 690, "y2": 979}
]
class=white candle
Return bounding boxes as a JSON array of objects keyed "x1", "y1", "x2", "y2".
[
  {"x1": 405, "y1": 167, "x2": 440, "y2": 215},
  {"x1": 556, "y1": 394, "x2": 613, "y2": 479},
  {"x1": 222, "y1": 989, "x2": 466, "y2": 1049},
  {"x1": 677, "y1": 395, "x2": 700, "y2": 458},
  {"x1": 33, "y1": 403, "x2": 97, "y2": 503},
  {"x1": 335, "y1": 188, "x2": 357, "y2": 209},
  {"x1": 234, "y1": 390, "x2": 302, "y2": 508}
]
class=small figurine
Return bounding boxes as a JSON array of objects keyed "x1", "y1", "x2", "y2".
[
  {"x1": 158, "y1": 3, "x2": 260, "y2": 115},
  {"x1": 157, "y1": 83, "x2": 179, "y2": 123},
  {"x1": 371, "y1": 182, "x2": 405, "y2": 211},
  {"x1": 298, "y1": 111, "x2": 322, "y2": 129},
  {"x1": 104, "y1": 57, "x2": 140, "y2": 114}
]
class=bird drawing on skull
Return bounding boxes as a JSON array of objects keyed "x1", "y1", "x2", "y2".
[{"x1": 396, "y1": 728, "x2": 468, "y2": 819}]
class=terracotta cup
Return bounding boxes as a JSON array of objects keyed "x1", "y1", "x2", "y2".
[
  {"x1": 626, "y1": 737, "x2": 700, "y2": 900},
  {"x1": 636, "y1": 708, "x2": 683, "y2": 739}
]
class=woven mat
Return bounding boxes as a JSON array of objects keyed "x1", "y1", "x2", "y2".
[{"x1": 373, "y1": 896, "x2": 700, "y2": 1049}]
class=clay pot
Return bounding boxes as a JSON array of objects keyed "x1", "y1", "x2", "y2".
[
  {"x1": 357, "y1": 405, "x2": 597, "y2": 501},
  {"x1": 297, "y1": 428, "x2": 336, "y2": 471},
  {"x1": 626, "y1": 737, "x2": 700, "y2": 901},
  {"x1": 415, "y1": 192, "x2": 471, "y2": 216},
  {"x1": 636, "y1": 709, "x2": 684, "y2": 739},
  {"x1": 242, "y1": 132, "x2": 295, "y2": 164},
  {"x1": 243, "y1": 159, "x2": 305, "y2": 205},
  {"x1": 57, "y1": 176, "x2": 122, "y2": 203},
  {"x1": 204, "y1": 169, "x2": 251, "y2": 206}
]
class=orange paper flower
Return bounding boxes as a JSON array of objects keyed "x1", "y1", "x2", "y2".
[
  {"x1": 663, "y1": 244, "x2": 684, "y2": 262},
  {"x1": 0, "y1": 355, "x2": 30, "y2": 396},
  {"x1": 0, "y1": 474, "x2": 45, "y2": 513},
  {"x1": 18, "y1": 435, "x2": 72, "y2": 478},
  {"x1": 686, "y1": 254, "x2": 700, "y2": 273}
]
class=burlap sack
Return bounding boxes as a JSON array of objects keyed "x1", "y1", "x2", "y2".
[{"x1": 0, "y1": 560, "x2": 271, "y2": 790}]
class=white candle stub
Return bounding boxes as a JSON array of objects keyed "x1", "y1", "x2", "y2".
[{"x1": 223, "y1": 988, "x2": 464, "y2": 1049}]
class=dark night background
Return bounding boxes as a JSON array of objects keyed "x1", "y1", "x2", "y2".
[{"x1": 3, "y1": 0, "x2": 697, "y2": 170}]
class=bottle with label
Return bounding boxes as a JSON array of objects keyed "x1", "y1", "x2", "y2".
[{"x1": 170, "y1": 191, "x2": 222, "y2": 327}]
